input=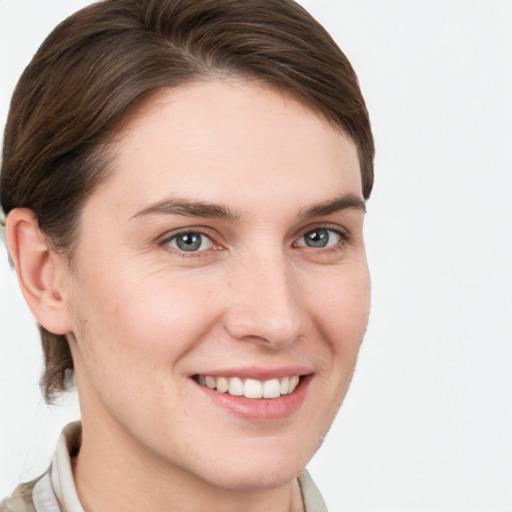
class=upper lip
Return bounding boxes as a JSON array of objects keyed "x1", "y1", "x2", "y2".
[{"x1": 191, "y1": 366, "x2": 313, "y2": 380}]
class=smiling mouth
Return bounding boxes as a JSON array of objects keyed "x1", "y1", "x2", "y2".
[{"x1": 193, "y1": 374, "x2": 302, "y2": 399}]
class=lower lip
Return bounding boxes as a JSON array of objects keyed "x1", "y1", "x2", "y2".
[{"x1": 194, "y1": 375, "x2": 312, "y2": 422}]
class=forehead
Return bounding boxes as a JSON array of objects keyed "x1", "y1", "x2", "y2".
[{"x1": 94, "y1": 80, "x2": 362, "y2": 217}]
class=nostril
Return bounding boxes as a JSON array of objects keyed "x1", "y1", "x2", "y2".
[
  {"x1": 223, "y1": 307, "x2": 303, "y2": 346},
  {"x1": 221, "y1": 260, "x2": 305, "y2": 346}
]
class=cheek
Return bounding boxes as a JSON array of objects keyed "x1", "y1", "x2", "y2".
[
  {"x1": 309, "y1": 262, "x2": 370, "y2": 350},
  {"x1": 80, "y1": 272, "x2": 220, "y2": 363},
  {"x1": 68, "y1": 269, "x2": 222, "y2": 431},
  {"x1": 310, "y1": 265, "x2": 370, "y2": 420}
]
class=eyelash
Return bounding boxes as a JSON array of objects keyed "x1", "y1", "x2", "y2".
[
  {"x1": 160, "y1": 229, "x2": 220, "y2": 256},
  {"x1": 294, "y1": 226, "x2": 350, "y2": 252},
  {"x1": 159, "y1": 225, "x2": 350, "y2": 256}
]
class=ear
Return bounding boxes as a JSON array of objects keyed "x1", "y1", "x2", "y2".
[{"x1": 5, "y1": 208, "x2": 73, "y2": 335}]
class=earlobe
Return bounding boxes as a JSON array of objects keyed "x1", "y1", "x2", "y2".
[{"x1": 5, "y1": 208, "x2": 73, "y2": 335}]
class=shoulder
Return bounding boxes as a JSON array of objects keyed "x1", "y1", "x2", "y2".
[{"x1": 0, "y1": 478, "x2": 39, "y2": 512}]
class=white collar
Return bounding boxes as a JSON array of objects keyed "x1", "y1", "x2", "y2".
[{"x1": 33, "y1": 422, "x2": 83, "y2": 512}]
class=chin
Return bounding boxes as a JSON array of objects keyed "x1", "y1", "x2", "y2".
[
  {"x1": 186, "y1": 437, "x2": 318, "y2": 491},
  {"x1": 202, "y1": 460, "x2": 306, "y2": 492}
]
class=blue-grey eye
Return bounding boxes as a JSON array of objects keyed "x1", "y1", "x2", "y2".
[
  {"x1": 297, "y1": 228, "x2": 342, "y2": 248},
  {"x1": 167, "y1": 232, "x2": 213, "y2": 252}
]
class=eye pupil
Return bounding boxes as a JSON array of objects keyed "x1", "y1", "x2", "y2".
[
  {"x1": 305, "y1": 229, "x2": 329, "y2": 248},
  {"x1": 176, "y1": 233, "x2": 202, "y2": 251}
]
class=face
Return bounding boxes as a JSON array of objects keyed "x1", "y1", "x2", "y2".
[{"x1": 62, "y1": 80, "x2": 370, "y2": 490}]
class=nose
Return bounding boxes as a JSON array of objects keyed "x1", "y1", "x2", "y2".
[{"x1": 223, "y1": 252, "x2": 305, "y2": 347}]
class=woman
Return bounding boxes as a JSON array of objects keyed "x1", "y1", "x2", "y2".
[{"x1": 1, "y1": 0, "x2": 374, "y2": 510}]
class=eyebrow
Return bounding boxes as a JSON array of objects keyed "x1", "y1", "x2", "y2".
[
  {"x1": 131, "y1": 197, "x2": 241, "y2": 222},
  {"x1": 300, "y1": 194, "x2": 366, "y2": 218},
  {"x1": 130, "y1": 193, "x2": 366, "y2": 222}
]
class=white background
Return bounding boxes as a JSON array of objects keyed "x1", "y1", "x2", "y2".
[{"x1": 1, "y1": 1, "x2": 511, "y2": 510}]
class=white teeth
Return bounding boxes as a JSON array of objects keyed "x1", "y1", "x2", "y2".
[
  {"x1": 228, "y1": 377, "x2": 244, "y2": 396},
  {"x1": 280, "y1": 376, "x2": 289, "y2": 395},
  {"x1": 216, "y1": 376, "x2": 229, "y2": 393},
  {"x1": 197, "y1": 374, "x2": 302, "y2": 399},
  {"x1": 244, "y1": 379, "x2": 263, "y2": 398},
  {"x1": 205, "y1": 376, "x2": 216, "y2": 389},
  {"x1": 263, "y1": 378, "x2": 281, "y2": 399},
  {"x1": 289, "y1": 375, "x2": 300, "y2": 393}
]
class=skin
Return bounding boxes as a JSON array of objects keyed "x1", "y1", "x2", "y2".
[{"x1": 7, "y1": 80, "x2": 370, "y2": 512}]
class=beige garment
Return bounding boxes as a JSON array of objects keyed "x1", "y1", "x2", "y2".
[{"x1": 1, "y1": 422, "x2": 327, "y2": 512}]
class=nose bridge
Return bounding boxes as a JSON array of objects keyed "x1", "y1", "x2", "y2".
[{"x1": 225, "y1": 247, "x2": 304, "y2": 346}]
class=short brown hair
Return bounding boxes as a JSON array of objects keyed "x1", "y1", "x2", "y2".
[{"x1": 1, "y1": 0, "x2": 374, "y2": 402}]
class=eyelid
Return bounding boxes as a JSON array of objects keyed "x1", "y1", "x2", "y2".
[
  {"x1": 158, "y1": 227, "x2": 223, "y2": 253},
  {"x1": 293, "y1": 224, "x2": 351, "y2": 251},
  {"x1": 296, "y1": 223, "x2": 350, "y2": 241},
  {"x1": 156, "y1": 223, "x2": 350, "y2": 254}
]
